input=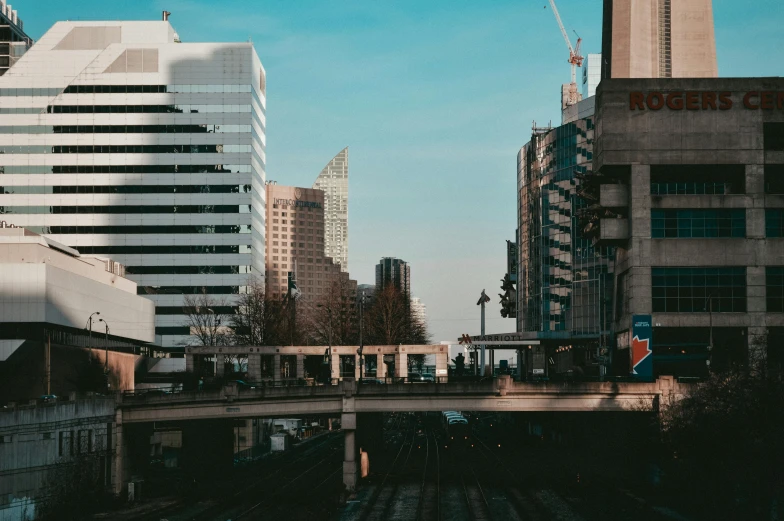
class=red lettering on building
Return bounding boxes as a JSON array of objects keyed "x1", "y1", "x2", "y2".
[
  {"x1": 761, "y1": 92, "x2": 775, "y2": 110},
  {"x1": 647, "y1": 92, "x2": 665, "y2": 110},
  {"x1": 666, "y1": 92, "x2": 684, "y2": 110},
  {"x1": 685, "y1": 92, "x2": 700, "y2": 110},
  {"x1": 702, "y1": 92, "x2": 717, "y2": 110},
  {"x1": 628, "y1": 91, "x2": 784, "y2": 110}
]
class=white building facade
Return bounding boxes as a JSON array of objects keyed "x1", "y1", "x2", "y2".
[
  {"x1": 582, "y1": 53, "x2": 602, "y2": 99},
  {"x1": 0, "y1": 21, "x2": 266, "y2": 349},
  {"x1": 312, "y1": 147, "x2": 348, "y2": 271}
]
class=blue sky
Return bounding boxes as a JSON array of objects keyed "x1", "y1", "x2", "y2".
[{"x1": 17, "y1": 0, "x2": 783, "y2": 343}]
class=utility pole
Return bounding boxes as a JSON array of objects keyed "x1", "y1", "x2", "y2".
[
  {"x1": 99, "y1": 318, "x2": 110, "y2": 392},
  {"x1": 86, "y1": 311, "x2": 100, "y2": 360},
  {"x1": 477, "y1": 290, "x2": 491, "y2": 377},
  {"x1": 358, "y1": 291, "x2": 365, "y2": 380},
  {"x1": 45, "y1": 331, "x2": 51, "y2": 395}
]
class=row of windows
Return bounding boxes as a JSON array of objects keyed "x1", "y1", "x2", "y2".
[
  {"x1": 0, "y1": 144, "x2": 253, "y2": 155},
  {"x1": 1, "y1": 184, "x2": 252, "y2": 194},
  {"x1": 25, "y1": 225, "x2": 252, "y2": 235},
  {"x1": 139, "y1": 285, "x2": 250, "y2": 295},
  {"x1": 0, "y1": 164, "x2": 252, "y2": 174},
  {"x1": 0, "y1": 84, "x2": 257, "y2": 97},
  {"x1": 64, "y1": 84, "x2": 256, "y2": 95},
  {"x1": 155, "y1": 326, "x2": 190, "y2": 335},
  {"x1": 46, "y1": 104, "x2": 253, "y2": 114},
  {"x1": 651, "y1": 209, "x2": 745, "y2": 238},
  {"x1": 126, "y1": 265, "x2": 252, "y2": 275},
  {"x1": 78, "y1": 245, "x2": 251, "y2": 255},
  {"x1": 0, "y1": 205, "x2": 249, "y2": 214},
  {"x1": 651, "y1": 267, "x2": 747, "y2": 313},
  {"x1": 155, "y1": 305, "x2": 237, "y2": 315},
  {"x1": 0, "y1": 124, "x2": 254, "y2": 134},
  {"x1": 651, "y1": 182, "x2": 735, "y2": 195}
]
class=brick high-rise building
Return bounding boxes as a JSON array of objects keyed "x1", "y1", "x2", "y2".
[{"x1": 265, "y1": 184, "x2": 352, "y2": 302}]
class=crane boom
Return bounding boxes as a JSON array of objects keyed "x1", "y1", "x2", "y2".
[
  {"x1": 547, "y1": 0, "x2": 584, "y2": 85},
  {"x1": 548, "y1": 0, "x2": 574, "y2": 55}
]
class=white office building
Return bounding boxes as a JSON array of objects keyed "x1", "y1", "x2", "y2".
[
  {"x1": 582, "y1": 53, "x2": 602, "y2": 99},
  {"x1": 313, "y1": 147, "x2": 348, "y2": 271},
  {"x1": 0, "y1": 21, "x2": 266, "y2": 349}
]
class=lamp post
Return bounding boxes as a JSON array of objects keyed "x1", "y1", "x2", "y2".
[
  {"x1": 86, "y1": 311, "x2": 100, "y2": 358},
  {"x1": 358, "y1": 292, "x2": 365, "y2": 380},
  {"x1": 98, "y1": 318, "x2": 110, "y2": 391},
  {"x1": 705, "y1": 293, "x2": 717, "y2": 371},
  {"x1": 318, "y1": 304, "x2": 334, "y2": 383}
]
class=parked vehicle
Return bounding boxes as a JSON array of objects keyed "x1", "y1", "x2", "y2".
[{"x1": 421, "y1": 373, "x2": 435, "y2": 382}]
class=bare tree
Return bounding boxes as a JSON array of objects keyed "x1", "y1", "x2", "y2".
[
  {"x1": 306, "y1": 277, "x2": 358, "y2": 346},
  {"x1": 181, "y1": 291, "x2": 232, "y2": 347},
  {"x1": 658, "y1": 333, "x2": 784, "y2": 520},
  {"x1": 230, "y1": 281, "x2": 287, "y2": 346},
  {"x1": 364, "y1": 285, "x2": 430, "y2": 347}
]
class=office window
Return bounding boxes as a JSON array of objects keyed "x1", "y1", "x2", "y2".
[
  {"x1": 651, "y1": 209, "x2": 745, "y2": 238},
  {"x1": 766, "y1": 209, "x2": 784, "y2": 237},
  {"x1": 652, "y1": 267, "x2": 746, "y2": 313},
  {"x1": 767, "y1": 267, "x2": 784, "y2": 312},
  {"x1": 764, "y1": 123, "x2": 784, "y2": 151},
  {"x1": 650, "y1": 165, "x2": 745, "y2": 194}
]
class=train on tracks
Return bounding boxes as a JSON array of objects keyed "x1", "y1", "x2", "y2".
[{"x1": 441, "y1": 411, "x2": 472, "y2": 450}]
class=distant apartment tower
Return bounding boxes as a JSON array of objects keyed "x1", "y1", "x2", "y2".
[
  {"x1": 582, "y1": 53, "x2": 602, "y2": 99},
  {"x1": 0, "y1": 21, "x2": 266, "y2": 349},
  {"x1": 265, "y1": 184, "x2": 349, "y2": 301},
  {"x1": 601, "y1": 0, "x2": 717, "y2": 79},
  {"x1": 411, "y1": 297, "x2": 427, "y2": 326},
  {"x1": 0, "y1": 0, "x2": 32, "y2": 76},
  {"x1": 313, "y1": 147, "x2": 349, "y2": 271},
  {"x1": 376, "y1": 257, "x2": 410, "y2": 297}
]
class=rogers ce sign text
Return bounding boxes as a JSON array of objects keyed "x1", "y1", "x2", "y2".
[{"x1": 629, "y1": 91, "x2": 784, "y2": 111}]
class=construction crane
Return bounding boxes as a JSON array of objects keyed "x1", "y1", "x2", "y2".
[{"x1": 546, "y1": 0, "x2": 584, "y2": 84}]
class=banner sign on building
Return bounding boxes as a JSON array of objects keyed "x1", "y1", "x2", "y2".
[
  {"x1": 506, "y1": 239, "x2": 518, "y2": 283},
  {"x1": 630, "y1": 314, "x2": 653, "y2": 380}
]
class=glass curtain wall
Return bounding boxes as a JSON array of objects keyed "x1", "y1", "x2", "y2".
[{"x1": 518, "y1": 116, "x2": 614, "y2": 338}]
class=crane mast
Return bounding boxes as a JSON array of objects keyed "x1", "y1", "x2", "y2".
[{"x1": 547, "y1": 0, "x2": 584, "y2": 85}]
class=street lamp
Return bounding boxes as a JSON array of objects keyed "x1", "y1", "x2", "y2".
[
  {"x1": 86, "y1": 311, "x2": 101, "y2": 358},
  {"x1": 317, "y1": 304, "x2": 334, "y2": 383},
  {"x1": 704, "y1": 293, "x2": 717, "y2": 371},
  {"x1": 98, "y1": 318, "x2": 110, "y2": 391},
  {"x1": 358, "y1": 292, "x2": 365, "y2": 380}
]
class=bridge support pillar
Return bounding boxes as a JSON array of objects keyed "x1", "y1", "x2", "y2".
[
  {"x1": 111, "y1": 409, "x2": 128, "y2": 497},
  {"x1": 331, "y1": 353, "x2": 340, "y2": 381},
  {"x1": 186, "y1": 354, "x2": 194, "y2": 373},
  {"x1": 248, "y1": 353, "x2": 261, "y2": 383},
  {"x1": 376, "y1": 354, "x2": 385, "y2": 379},
  {"x1": 274, "y1": 355, "x2": 281, "y2": 381},
  {"x1": 296, "y1": 354, "x2": 304, "y2": 380},
  {"x1": 215, "y1": 353, "x2": 225, "y2": 378},
  {"x1": 395, "y1": 351, "x2": 407, "y2": 379},
  {"x1": 342, "y1": 412, "x2": 358, "y2": 491},
  {"x1": 435, "y1": 350, "x2": 448, "y2": 381}
]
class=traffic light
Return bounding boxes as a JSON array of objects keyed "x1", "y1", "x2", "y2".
[{"x1": 499, "y1": 274, "x2": 517, "y2": 318}]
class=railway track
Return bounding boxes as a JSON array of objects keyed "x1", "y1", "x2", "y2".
[
  {"x1": 358, "y1": 414, "x2": 417, "y2": 521},
  {"x1": 415, "y1": 428, "x2": 441, "y2": 521}
]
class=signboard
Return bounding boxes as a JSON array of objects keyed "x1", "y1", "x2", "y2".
[
  {"x1": 532, "y1": 369, "x2": 545, "y2": 375},
  {"x1": 631, "y1": 314, "x2": 653, "y2": 380},
  {"x1": 507, "y1": 240, "x2": 518, "y2": 283},
  {"x1": 457, "y1": 333, "x2": 538, "y2": 344},
  {"x1": 629, "y1": 91, "x2": 784, "y2": 111}
]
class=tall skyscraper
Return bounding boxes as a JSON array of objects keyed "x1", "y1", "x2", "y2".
[
  {"x1": 601, "y1": 0, "x2": 717, "y2": 79},
  {"x1": 313, "y1": 147, "x2": 348, "y2": 271},
  {"x1": 410, "y1": 297, "x2": 427, "y2": 326},
  {"x1": 0, "y1": 21, "x2": 266, "y2": 349},
  {"x1": 265, "y1": 183, "x2": 350, "y2": 301},
  {"x1": 0, "y1": 0, "x2": 32, "y2": 76},
  {"x1": 376, "y1": 257, "x2": 410, "y2": 297}
]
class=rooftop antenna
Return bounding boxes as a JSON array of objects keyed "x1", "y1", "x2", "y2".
[{"x1": 162, "y1": 11, "x2": 171, "y2": 21}]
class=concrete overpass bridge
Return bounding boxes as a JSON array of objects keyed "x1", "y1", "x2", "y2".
[{"x1": 113, "y1": 376, "x2": 688, "y2": 493}]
